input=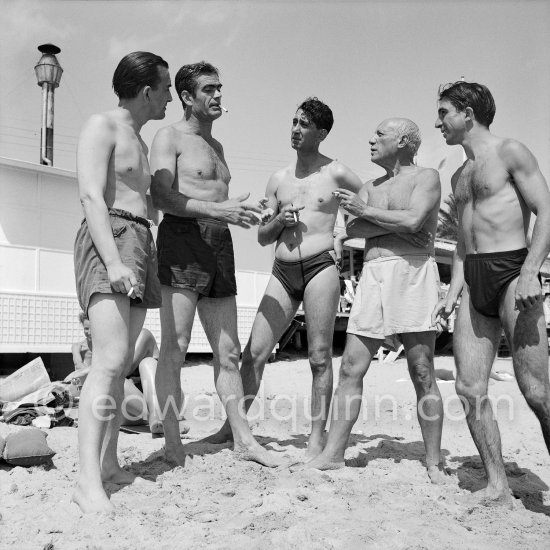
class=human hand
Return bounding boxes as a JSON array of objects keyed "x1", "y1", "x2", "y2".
[
  {"x1": 431, "y1": 296, "x2": 456, "y2": 331},
  {"x1": 400, "y1": 228, "x2": 433, "y2": 248},
  {"x1": 106, "y1": 261, "x2": 138, "y2": 296},
  {"x1": 257, "y1": 198, "x2": 274, "y2": 225},
  {"x1": 216, "y1": 193, "x2": 262, "y2": 228},
  {"x1": 277, "y1": 203, "x2": 305, "y2": 227},
  {"x1": 333, "y1": 188, "x2": 367, "y2": 217},
  {"x1": 515, "y1": 272, "x2": 542, "y2": 312}
]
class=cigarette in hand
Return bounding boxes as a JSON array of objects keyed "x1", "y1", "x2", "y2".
[
  {"x1": 332, "y1": 191, "x2": 340, "y2": 198},
  {"x1": 127, "y1": 287, "x2": 136, "y2": 298}
]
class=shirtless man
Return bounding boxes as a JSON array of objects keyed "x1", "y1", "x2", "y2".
[
  {"x1": 300, "y1": 118, "x2": 448, "y2": 483},
  {"x1": 150, "y1": 61, "x2": 278, "y2": 467},
  {"x1": 72, "y1": 51, "x2": 171, "y2": 513},
  {"x1": 208, "y1": 97, "x2": 363, "y2": 459},
  {"x1": 432, "y1": 81, "x2": 550, "y2": 504}
]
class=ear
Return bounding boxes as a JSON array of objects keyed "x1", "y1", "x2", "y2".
[
  {"x1": 141, "y1": 85, "x2": 152, "y2": 102},
  {"x1": 397, "y1": 134, "x2": 409, "y2": 150},
  {"x1": 318, "y1": 129, "x2": 328, "y2": 143},
  {"x1": 181, "y1": 90, "x2": 193, "y2": 108},
  {"x1": 464, "y1": 106, "x2": 474, "y2": 122}
]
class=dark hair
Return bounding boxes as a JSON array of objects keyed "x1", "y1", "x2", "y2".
[
  {"x1": 438, "y1": 81, "x2": 496, "y2": 128},
  {"x1": 298, "y1": 97, "x2": 334, "y2": 133},
  {"x1": 175, "y1": 61, "x2": 219, "y2": 106},
  {"x1": 78, "y1": 311, "x2": 88, "y2": 324},
  {"x1": 112, "y1": 51, "x2": 169, "y2": 100}
]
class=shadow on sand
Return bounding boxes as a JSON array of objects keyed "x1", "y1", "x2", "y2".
[
  {"x1": 449, "y1": 454, "x2": 550, "y2": 516},
  {"x1": 343, "y1": 435, "x2": 450, "y2": 469}
]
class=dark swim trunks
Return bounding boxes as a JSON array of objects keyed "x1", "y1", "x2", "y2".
[
  {"x1": 272, "y1": 250, "x2": 337, "y2": 302},
  {"x1": 464, "y1": 248, "x2": 541, "y2": 317},
  {"x1": 157, "y1": 214, "x2": 237, "y2": 298},
  {"x1": 74, "y1": 208, "x2": 162, "y2": 315}
]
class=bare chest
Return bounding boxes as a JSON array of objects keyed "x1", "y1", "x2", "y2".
[
  {"x1": 177, "y1": 139, "x2": 231, "y2": 184},
  {"x1": 367, "y1": 177, "x2": 414, "y2": 210},
  {"x1": 454, "y1": 158, "x2": 511, "y2": 206},
  {"x1": 112, "y1": 136, "x2": 151, "y2": 191},
  {"x1": 277, "y1": 175, "x2": 337, "y2": 211}
]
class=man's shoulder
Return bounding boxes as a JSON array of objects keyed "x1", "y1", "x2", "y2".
[
  {"x1": 496, "y1": 136, "x2": 529, "y2": 157},
  {"x1": 414, "y1": 166, "x2": 440, "y2": 183},
  {"x1": 82, "y1": 111, "x2": 118, "y2": 133},
  {"x1": 271, "y1": 164, "x2": 293, "y2": 182}
]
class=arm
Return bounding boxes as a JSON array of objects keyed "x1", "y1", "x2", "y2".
[
  {"x1": 77, "y1": 114, "x2": 137, "y2": 294},
  {"x1": 336, "y1": 169, "x2": 441, "y2": 233},
  {"x1": 71, "y1": 342, "x2": 86, "y2": 370},
  {"x1": 150, "y1": 128, "x2": 259, "y2": 227},
  {"x1": 342, "y1": 183, "x2": 432, "y2": 247},
  {"x1": 258, "y1": 173, "x2": 304, "y2": 246},
  {"x1": 432, "y1": 173, "x2": 465, "y2": 328},
  {"x1": 504, "y1": 140, "x2": 550, "y2": 311}
]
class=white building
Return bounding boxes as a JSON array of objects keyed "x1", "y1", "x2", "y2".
[{"x1": 0, "y1": 156, "x2": 271, "y2": 358}]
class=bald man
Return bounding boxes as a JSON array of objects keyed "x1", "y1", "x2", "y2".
[{"x1": 298, "y1": 118, "x2": 447, "y2": 484}]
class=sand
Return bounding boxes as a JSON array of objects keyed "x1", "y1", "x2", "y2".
[{"x1": 1, "y1": 352, "x2": 549, "y2": 549}]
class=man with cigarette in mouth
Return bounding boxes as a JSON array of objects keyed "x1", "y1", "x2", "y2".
[
  {"x1": 208, "y1": 97, "x2": 363, "y2": 461},
  {"x1": 150, "y1": 61, "x2": 279, "y2": 467},
  {"x1": 73, "y1": 51, "x2": 171, "y2": 513},
  {"x1": 299, "y1": 118, "x2": 448, "y2": 483}
]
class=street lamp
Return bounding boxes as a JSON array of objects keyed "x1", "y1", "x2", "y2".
[{"x1": 34, "y1": 44, "x2": 63, "y2": 166}]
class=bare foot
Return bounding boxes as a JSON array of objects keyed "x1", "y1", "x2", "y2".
[
  {"x1": 198, "y1": 427, "x2": 234, "y2": 445},
  {"x1": 460, "y1": 486, "x2": 514, "y2": 509},
  {"x1": 427, "y1": 464, "x2": 453, "y2": 485},
  {"x1": 233, "y1": 442, "x2": 282, "y2": 468},
  {"x1": 149, "y1": 420, "x2": 190, "y2": 436},
  {"x1": 290, "y1": 454, "x2": 345, "y2": 473},
  {"x1": 72, "y1": 483, "x2": 114, "y2": 514},
  {"x1": 164, "y1": 445, "x2": 187, "y2": 467},
  {"x1": 303, "y1": 438, "x2": 325, "y2": 462},
  {"x1": 101, "y1": 466, "x2": 137, "y2": 485}
]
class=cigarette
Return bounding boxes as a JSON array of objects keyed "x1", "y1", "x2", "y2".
[
  {"x1": 220, "y1": 105, "x2": 228, "y2": 112},
  {"x1": 332, "y1": 191, "x2": 340, "y2": 198},
  {"x1": 127, "y1": 287, "x2": 135, "y2": 298},
  {"x1": 292, "y1": 212, "x2": 298, "y2": 223}
]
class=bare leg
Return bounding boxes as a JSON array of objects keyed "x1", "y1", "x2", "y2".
[
  {"x1": 297, "y1": 334, "x2": 381, "y2": 471},
  {"x1": 500, "y1": 278, "x2": 550, "y2": 453},
  {"x1": 208, "y1": 275, "x2": 300, "y2": 442},
  {"x1": 99, "y1": 307, "x2": 147, "y2": 485},
  {"x1": 72, "y1": 294, "x2": 139, "y2": 513},
  {"x1": 454, "y1": 286, "x2": 512, "y2": 504},
  {"x1": 138, "y1": 357, "x2": 164, "y2": 433},
  {"x1": 302, "y1": 265, "x2": 340, "y2": 459},
  {"x1": 197, "y1": 296, "x2": 281, "y2": 467},
  {"x1": 120, "y1": 378, "x2": 148, "y2": 424},
  {"x1": 401, "y1": 332, "x2": 447, "y2": 484},
  {"x1": 156, "y1": 287, "x2": 198, "y2": 466},
  {"x1": 131, "y1": 328, "x2": 159, "y2": 368}
]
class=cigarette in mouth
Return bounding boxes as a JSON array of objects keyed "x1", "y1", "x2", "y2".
[
  {"x1": 292, "y1": 212, "x2": 298, "y2": 223},
  {"x1": 220, "y1": 105, "x2": 228, "y2": 112}
]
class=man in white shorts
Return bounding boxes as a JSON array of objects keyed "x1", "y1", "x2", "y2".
[{"x1": 298, "y1": 118, "x2": 447, "y2": 484}]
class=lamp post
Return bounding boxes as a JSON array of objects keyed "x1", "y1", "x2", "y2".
[{"x1": 34, "y1": 44, "x2": 63, "y2": 166}]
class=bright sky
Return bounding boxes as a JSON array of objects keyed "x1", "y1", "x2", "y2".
[{"x1": 1, "y1": 0, "x2": 549, "y2": 269}]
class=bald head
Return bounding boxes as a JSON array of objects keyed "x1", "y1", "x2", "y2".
[{"x1": 383, "y1": 118, "x2": 421, "y2": 159}]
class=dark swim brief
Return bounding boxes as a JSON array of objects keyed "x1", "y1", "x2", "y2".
[
  {"x1": 272, "y1": 250, "x2": 337, "y2": 302},
  {"x1": 463, "y1": 248, "x2": 541, "y2": 318},
  {"x1": 74, "y1": 208, "x2": 162, "y2": 315},
  {"x1": 157, "y1": 214, "x2": 237, "y2": 298}
]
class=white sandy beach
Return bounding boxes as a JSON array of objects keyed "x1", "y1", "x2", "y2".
[{"x1": 1, "y1": 352, "x2": 550, "y2": 549}]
